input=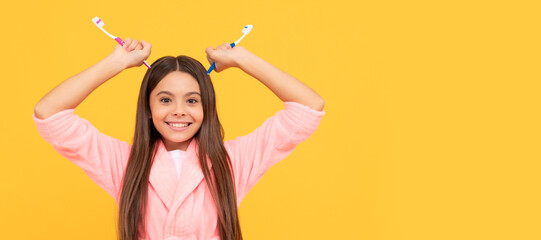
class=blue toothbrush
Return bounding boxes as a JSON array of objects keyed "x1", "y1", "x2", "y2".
[{"x1": 207, "y1": 25, "x2": 253, "y2": 75}]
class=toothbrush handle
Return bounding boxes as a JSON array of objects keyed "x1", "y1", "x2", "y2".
[
  {"x1": 207, "y1": 42, "x2": 236, "y2": 75},
  {"x1": 115, "y1": 37, "x2": 124, "y2": 46},
  {"x1": 115, "y1": 37, "x2": 151, "y2": 69},
  {"x1": 142, "y1": 61, "x2": 151, "y2": 69},
  {"x1": 206, "y1": 63, "x2": 217, "y2": 75}
]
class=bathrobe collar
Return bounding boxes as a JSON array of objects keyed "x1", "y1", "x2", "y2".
[{"x1": 149, "y1": 138, "x2": 213, "y2": 211}]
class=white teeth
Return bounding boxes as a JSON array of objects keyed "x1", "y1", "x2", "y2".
[{"x1": 169, "y1": 123, "x2": 189, "y2": 128}]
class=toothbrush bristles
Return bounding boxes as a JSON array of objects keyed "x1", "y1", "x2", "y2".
[
  {"x1": 92, "y1": 16, "x2": 105, "y2": 28},
  {"x1": 92, "y1": 16, "x2": 117, "y2": 39},
  {"x1": 242, "y1": 25, "x2": 253, "y2": 34}
]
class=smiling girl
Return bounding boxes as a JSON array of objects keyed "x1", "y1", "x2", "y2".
[{"x1": 33, "y1": 38, "x2": 325, "y2": 240}]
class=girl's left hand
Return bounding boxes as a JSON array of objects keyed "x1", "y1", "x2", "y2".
[{"x1": 205, "y1": 43, "x2": 248, "y2": 72}]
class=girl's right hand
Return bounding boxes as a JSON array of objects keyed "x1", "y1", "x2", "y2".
[{"x1": 109, "y1": 38, "x2": 152, "y2": 69}]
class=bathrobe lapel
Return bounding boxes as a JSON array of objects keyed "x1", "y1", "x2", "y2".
[
  {"x1": 149, "y1": 139, "x2": 212, "y2": 212},
  {"x1": 148, "y1": 140, "x2": 179, "y2": 211}
]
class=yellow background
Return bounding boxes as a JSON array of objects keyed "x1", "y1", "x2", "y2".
[{"x1": 1, "y1": 0, "x2": 540, "y2": 239}]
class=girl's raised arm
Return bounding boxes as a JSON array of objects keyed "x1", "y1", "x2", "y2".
[
  {"x1": 34, "y1": 38, "x2": 151, "y2": 119},
  {"x1": 205, "y1": 44, "x2": 325, "y2": 111}
]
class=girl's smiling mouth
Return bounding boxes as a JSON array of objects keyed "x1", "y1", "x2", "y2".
[{"x1": 166, "y1": 122, "x2": 192, "y2": 129}]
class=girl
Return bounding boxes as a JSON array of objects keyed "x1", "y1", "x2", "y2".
[{"x1": 33, "y1": 38, "x2": 325, "y2": 240}]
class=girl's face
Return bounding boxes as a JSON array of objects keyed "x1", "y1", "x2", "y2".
[{"x1": 149, "y1": 71, "x2": 204, "y2": 151}]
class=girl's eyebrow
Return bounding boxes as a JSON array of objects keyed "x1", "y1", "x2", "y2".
[{"x1": 156, "y1": 91, "x2": 201, "y2": 97}]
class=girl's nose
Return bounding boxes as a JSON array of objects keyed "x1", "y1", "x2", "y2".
[
  {"x1": 172, "y1": 110, "x2": 186, "y2": 116},
  {"x1": 172, "y1": 105, "x2": 186, "y2": 116}
]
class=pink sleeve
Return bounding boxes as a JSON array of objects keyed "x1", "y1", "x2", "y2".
[
  {"x1": 32, "y1": 109, "x2": 131, "y2": 201},
  {"x1": 224, "y1": 102, "x2": 325, "y2": 202}
]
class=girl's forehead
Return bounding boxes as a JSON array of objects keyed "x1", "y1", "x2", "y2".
[{"x1": 153, "y1": 72, "x2": 201, "y2": 94}]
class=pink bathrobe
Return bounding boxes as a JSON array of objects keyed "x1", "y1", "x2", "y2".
[{"x1": 33, "y1": 101, "x2": 324, "y2": 240}]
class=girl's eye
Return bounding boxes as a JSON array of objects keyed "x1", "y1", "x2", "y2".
[
  {"x1": 188, "y1": 99, "x2": 199, "y2": 104},
  {"x1": 160, "y1": 98, "x2": 171, "y2": 103}
]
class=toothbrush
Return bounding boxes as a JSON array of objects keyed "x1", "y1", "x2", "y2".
[
  {"x1": 207, "y1": 24, "x2": 253, "y2": 75},
  {"x1": 92, "y1": 16, "x2": 151, "y2": 69}
]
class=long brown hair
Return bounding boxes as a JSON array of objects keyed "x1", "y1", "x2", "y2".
[{"x1": 118, "y1": 56, "x2": 243, "y2": 240}]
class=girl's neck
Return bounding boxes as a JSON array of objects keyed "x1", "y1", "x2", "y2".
[{"x1": 163, "y1": 138, "x2": 193, "y2": 152}]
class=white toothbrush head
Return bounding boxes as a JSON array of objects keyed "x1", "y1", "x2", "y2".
[
  {"x1": 242, "y1": 25, "x2": 253, "y2": 35},
  {"x1": 92, "y1": 16, "x2": 117, "y2": 39},
  {"x1": 233, "y1": 24, "x2": 253, "y2": 45},
  {"x1": 92, "y1": 16, "x2": 104, "y2": 28}
]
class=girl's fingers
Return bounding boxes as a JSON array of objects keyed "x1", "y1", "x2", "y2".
[
  {"x1": 141, "y1": 40, "x2": 152, "y2": 56},
  {"x1": 205, "y1": 47, "x2": 215, "y2": 63},
  {"x1": 123, "y1": 38, "x2": 132, "y2": 48},
  {"x1": 128, "y1": 39, "x2": 139, "y2": 51},
  {"x1": 216, "y1": 43, "x2": 230, "y2": 50},
  {"x1": 205, "y1": 46, "x2": 214, "y2": 55},
  {"x1": 135, "y1": 42, "x2": 143, "y2": 50}
]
